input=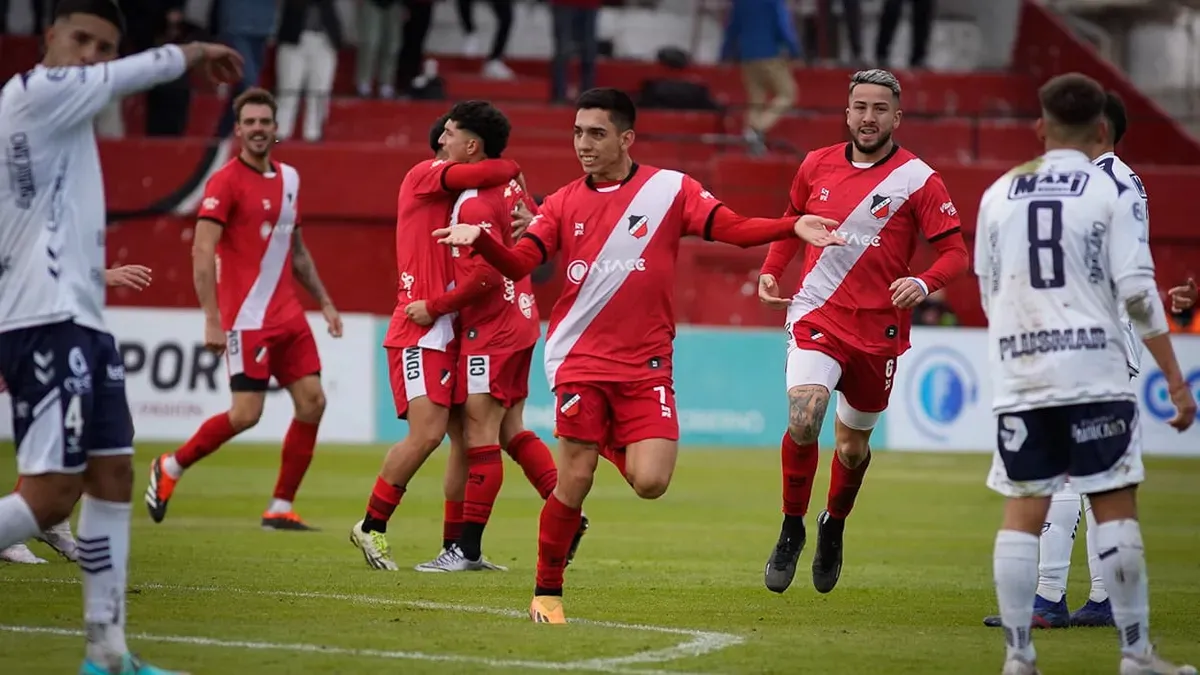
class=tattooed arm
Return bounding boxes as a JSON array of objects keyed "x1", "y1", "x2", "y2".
[{"x1": 291, "y1": 230, "x2": 343, "y2": 337}]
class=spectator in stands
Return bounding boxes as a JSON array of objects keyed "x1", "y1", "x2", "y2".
[
  {"x1": 914, "y1": 289, "x2": 958, "y2": 326},
  {"x1": 356, "y1": 0, "x2": 403, "y2": 98},
  {"x1": 217, "y1": 0, "x2": 278, "y2": 91},
  {"x1": 0, "y1": 0, "x2": 47, "y2": 34},
  {"x1": 456, "y1": 0, "x2": 516, "y2": 80},
  {"x1": 818, "y1": 0, "x2": 864, "y2": 67},
  {"x1": 874, "y1": 0, "x2": 933, "y2": 70},
  {"x1": 123, "y1": 0, "x2": 194, "y2": 137},
  {"x1": 720, "y1": 0, "x2": 799, "y2": 156},
  {"x1": 276, "y1": 0, "x2": 343, "y2": 142},
  {"x1": 549, "y1": 0, "x2": 601, "y2": 103},
  {"x1": 397, "y1": 0, "x2": 435, "y2": 95}
]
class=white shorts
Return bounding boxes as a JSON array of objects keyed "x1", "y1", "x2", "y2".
[
  {"x1": 986, "y1": 399, "x2": 1144, "y2": 498},
  {"x1": 785, "y1": 347, "x2": 880, "y2": 431}
]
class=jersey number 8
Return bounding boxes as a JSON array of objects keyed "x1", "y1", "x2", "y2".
[{"x1": 1027, "y1": 200, "x2": 1065, "y2": 289}]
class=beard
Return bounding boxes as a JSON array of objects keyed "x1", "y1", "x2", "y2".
[{"x1": 851, "y1": 128, "x2": 893, "y2": 156}]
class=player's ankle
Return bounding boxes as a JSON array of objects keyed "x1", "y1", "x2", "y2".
[
  {"x1": 534, "y1": 586, "x2": 563, "y2": 597},
  {"x1": 362, "y1": 515, "x2": 388, "y2": 533}
]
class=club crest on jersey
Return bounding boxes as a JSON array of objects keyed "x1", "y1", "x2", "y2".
[
  {"x1": 870, "y1": 194, "x2": 892, "y2": 219},
  {"x1": 519, "y1": 293, "x2": 534, "y2": 319},
  {"x1": 559, "y1": 392, "x2": 581, "y2": 417},
  {"x1": 627, "y1": 214, "x2": 650, "y2": 238}
]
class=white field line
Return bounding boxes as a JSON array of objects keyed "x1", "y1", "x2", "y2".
[{"x1": 4, "y1": 578, "x2": 743, "y2": 673}]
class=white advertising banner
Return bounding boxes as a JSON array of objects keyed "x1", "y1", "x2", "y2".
[
  {"x1": 888, "y1": 327, "x2": 1200, "y2": 456},
  {"x1": 0, "y1": 308, "x2": 376, "y2": 444}
]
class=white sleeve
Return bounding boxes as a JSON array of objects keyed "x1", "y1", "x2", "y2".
[
  {"x1": 973, "y1": 190, "x2": 993, "y2": 318},
  {"x1": 1108, "y1": 187, "x2": 1167, "y2": 338},
  {"x1": 17, "y1": 45, "x2": 188, "y2": 130}
]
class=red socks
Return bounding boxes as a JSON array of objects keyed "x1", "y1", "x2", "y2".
[
  {"x1": 781, "y1": 433, "x2": 819, "y2": 517},
  {"x1": 443, "y1": 500, "x2": 464, "y2": 549},
  {"x1": 504, "y1": 431, "x2": 557, "y2": 499},
  {"x1": 463, "y1": 445, "x2": 504, "y2": 525},
  {"x1": 273, "y1": 419, "x2": 318, "y2": 502},
  {"x1": 827, "y1": 450, "x2": 871, "y2": 519},
  {"x1": 365, "y1": 476, "x2": 406, "y2": 529},
  {"x1": 535, "y1": 493, "x2": 582, "y2": 595},
  {"x1": 174, "y1": 413, "x2": 238, "y2": 468}
]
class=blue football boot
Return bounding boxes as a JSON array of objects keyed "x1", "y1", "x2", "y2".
[
  {"x1": 983, "y1": 594, "x2": 1071, "y2": 629},
  {"x1": 1070, "y1": 598, "x2": 1115, "y2": 627}
]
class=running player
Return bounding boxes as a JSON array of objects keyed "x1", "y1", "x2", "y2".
[
  {"x1": 408, "y1": 112, "x2": 585, "y2": 572},
  {"x1": 1, "y1": 265, "x2": 152, "y2": 565},
  {"x1": 349, "y1": 101, "x2": 526, "y2": 571},
  {"x1": 145, "y1": 88, "x2": 342, "y2": 531},
  {"x1": 0, "y1": 2, "x2": 241, "y2": 672},
  {"x1": 977, "y1": 72, "x2": 1195, "y2": 675},
  {"x1": 756, "y1": 69, "x2": 970, "y2": 595},
  {"x1": 433, "y1": 87, "x2": 845, "y2": 623}
]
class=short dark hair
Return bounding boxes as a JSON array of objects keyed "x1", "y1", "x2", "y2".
[
  {"x1": 430, "y1": 112, "x2": 451, "y2": 154},
  {"x1": 576, "y1": 88, "x2": 637, "y2": 131},
  {"x1": 233, "y1": 87, "x2": 277, "y2": 123},
  {"x1": 54, "y1": 0, "x2": 126, "y2": 34},
  {"x1": 1103, "y1": 91, "x2": 1128, "y2": 145},
  {"x1": 447, "y1": 100, "x2": 511, "y2": 159},
  {"x1": 1038, "y1": 73, "x2": 1105, "y2": 127}
]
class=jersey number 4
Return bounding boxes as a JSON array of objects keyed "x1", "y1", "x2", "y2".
[{"x1": 1027, "y1": 200, "x2": 1065, "y2": 289}]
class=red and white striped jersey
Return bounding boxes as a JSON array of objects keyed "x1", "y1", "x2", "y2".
[
  {"x1": 197, "y1": 158, "x2": 305, "y2": 332},
  {"x1": 523, "y1": 165, "x2": 720, "y2": 388},
  {"x1": 762, "y1": 143, "x2": 962, "y2": 357}
]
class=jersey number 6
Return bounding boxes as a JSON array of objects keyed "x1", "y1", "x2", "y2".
[{"x1": 1027, "y1": 200, "x2": 1065, "y2": 289}]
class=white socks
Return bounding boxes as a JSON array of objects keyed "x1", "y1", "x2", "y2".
[
  {"x1": 163, "y1": 454, "x2": 184, "y2": 480},
  {"x1": 77, "y1": 495, "x2": 131, "y2": 667},
  {"x1": 994, "y1": 529, "x2": 1040, "y2": 663},
  {"x1": 0, "y1": 492, "x2": 41, "y2": 550},
  {"x1": 1094, "y1": 519, "x2": 1151, "y2": 659},
  {"x1": 267, "y1": 498, "x2": 292, "y2": 514},
  {"x1": 1083, "y1": 497, "x2": 1108, "y2": 602},
  {"x1": 1036, "y1": 489, "x2": 1081, "y2": 602}
]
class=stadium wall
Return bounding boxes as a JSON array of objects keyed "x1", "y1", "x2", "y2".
[{"x1": 2, "y1": 311, "x2": 1198, "y2": 456}]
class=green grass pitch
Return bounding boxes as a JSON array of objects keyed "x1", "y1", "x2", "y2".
[{"x1": 1, "y1": 443, "x2": 1198, "y2": 674}]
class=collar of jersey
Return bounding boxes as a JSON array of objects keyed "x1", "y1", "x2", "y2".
[
  {"x1": 1043, "y1": 148, "x2": 1090, "y2": 162},
  {"x1": 843, "y1": 142, "x2": 900, "y2": 168},
  {"x1": 585, "y1": 162, "x2": 640, "y2": 191},
  {"x1": 237, "y1": 156, "x2": 277, "y2": 176}
]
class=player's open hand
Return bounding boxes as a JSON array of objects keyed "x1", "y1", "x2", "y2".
[
  {"x1": 511, "y1": 202, "x2": 534, "y2": 239},
  {"x1": 405, "y1": 300, "x2": 434, "y2": 327},
  {"x1": 322, "y1": 303, "x2": 343, "y2": 338},
  {"x1": 757, "y1": 274, "x2": 790, "y2": 309},
  {"x1": 203, "y1": 318, "x2": 227, "y2": 356},
  {"x1": 793, "y1": 215, "x2": 845, "y2": 247},
  {"x1": 1167, "y1": 381, "x2": 1197, "y2": 432},
  {"x1": 105, "y1": 264, "x2": 152, "y2": 290},
  {"x1": 433, "y1": 224, "x2": 482, "y2": 246},
  {"x1": 1168, "y1": 278, "x2": 1197, "y2": 313},
  {"x1": 890, "y1": 277, "x2": 928, "y2": 309},
  {"x1": 191, "y1": 43, "x2": 244, "y2": 84}
]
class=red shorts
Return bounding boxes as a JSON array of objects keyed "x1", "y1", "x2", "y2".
[
  {"x1": 386, "y1": 346, "x2": 457, "y2": 419},
  {"x1": 554, "y1": 377, "x2": 679, "y2": 448},
  {"x1": 453, "y1": 347, "x2": 533, "y2": 408},
  {"x1": 226, "y1": 314, "x2": 321, "y2": 390},
  {"x1": 787, "y1": 320, "x2": 896, "y2": 414}
]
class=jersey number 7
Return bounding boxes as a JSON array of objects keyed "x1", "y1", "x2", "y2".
[{"x1": 1027, "y1": 200, "x2": 1065, "y2": 289}]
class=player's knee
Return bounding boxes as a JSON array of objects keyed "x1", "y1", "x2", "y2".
[
  {"x1": 787, "y1": 385, "x2": 830, "y2": 445},
  {"x1": 631, "y1": 473, "x2": 670, "y2": 500},
  {"x1": 295, "y1": 389, "x2": 326, "y2": 423},
  {"x1": 834, "y1": 437, "x2": 869, "y2": 467},
  {"x1": 786, "y1": 424, "x2": 819, "y2": 446}
]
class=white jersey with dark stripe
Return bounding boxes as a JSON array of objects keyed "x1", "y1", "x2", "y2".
[{"x1": 1094, "y1": 151, "x2": 1147, "y2": 377}]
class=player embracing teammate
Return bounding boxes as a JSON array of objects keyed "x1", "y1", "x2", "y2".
[{"x1": 756, "y1": 69, "x2": 970, "y2": 595}]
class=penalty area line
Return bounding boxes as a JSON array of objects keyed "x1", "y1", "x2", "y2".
[{"x1": 11, "y1": 578, "x2": 743, "y2": 673}]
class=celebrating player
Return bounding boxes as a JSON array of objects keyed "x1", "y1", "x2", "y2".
[
  {"x1": 349, "y1": 102, "x2": 527, "y2": 571},
  {"x1": 433, "y1": 87, "x2": 845, "y2": 623},
  {"x1": 145, "y1": 88, "x2": 342, "y2": 531},
  {"x1": 1, "y1": 265, "x2": 153, "y2": 565},
  {"x1": 0, "y1": 2, "x2": 241, "y2": 672},
  {"x1": 755, "y1": 69, "x2": 969, "y2": 595},
  {"x1": 981, "y1": 91, "x2": 1146, "y2": 631},
  {"x1": 407, "y1": 111, "x2": 585, "y2": 572},
  {"x1": 976, "y1": 72, "x2": 1196, "y2": 675}
]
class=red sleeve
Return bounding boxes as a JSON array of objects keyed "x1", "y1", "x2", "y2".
[
  {"x1": 427, "y1": 255, "x2": 504, "y2": 317},
  {"x1": 910, "y1": 173, "x2": 969, "y2": 293},
  {"x1": 706, "y1": 207, "x2": 798, "y2": 248},
  {"x1": 197, "y1": 170, "x2": 234, "y2": 225},
  {"x1": 472, "y1": 233, "x2": 545, "y2": 281},
  {"x1": 760, "y1": 160, "x2": 811, "y2": 277},
  {"x1": 442, "y1": 159, "x2": 521, "y2": 192},
  {"x1": 677, "y1": 175, "x2": 725, "y2": 238},
  {"x1": 519, "y1": 191, "x2": 561, "y2": 255}
]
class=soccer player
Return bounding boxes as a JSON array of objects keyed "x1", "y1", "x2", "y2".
[
  {"x1": 145, "y1": 88, "x2": 343, "y2": 531},
  {"x1": 755, "y1": 69, "x2": 970, "y2": 595},
  {"x1": 406, "y1": 111, "x2": 584, "y2": 572},
  {"x1": 1, "y1": 265, "x2": 152, "y2": 565},
  {"x1": 0, "y1": 2, "x2": 242, "y2": 672},
  {"x1": 350, "y1": 101, "x2": 527, "y2": 571},
  {"x1": 981, "y1": 91, "x2": 1145, "y2": 630},
  {"x1": 433, "y1": 87, "x2": 845, "y2": 622},
  {"x1": 976, "y1": 72, "x2": 1196, "y2": 675}
]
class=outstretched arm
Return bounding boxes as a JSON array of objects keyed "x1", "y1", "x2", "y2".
[
  {"x1": 441, "y1": 159, "x2": 522, "y2": 192},
  {"x1": 470, "y1": 233, "x2": 546, "y2": 281},
  {"x1": 427, "y1": 256, "x2": 505, "y2": 317}
]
